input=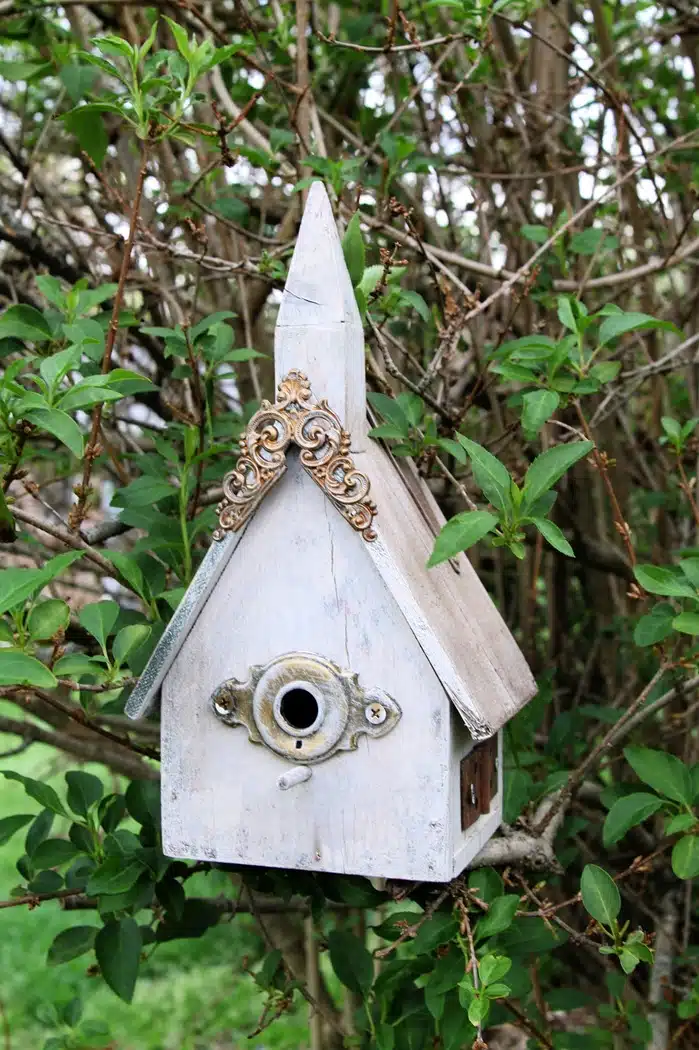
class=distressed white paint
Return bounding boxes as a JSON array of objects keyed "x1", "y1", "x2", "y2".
[
  {"x1": 450, "y1": 719, "x2": 503, "y2": 879},
  {"x1": 275, "y1": 181, "x2": 367, "y2": 448},
  {"x1": 364, "y1": 442, "x2": 536, "y2": 737},
  {"x1": 125, "y1": 528, "x2": 246, "y2": 719},
  {"x1": 278, "y1": 767, "x2": 313, "y2": 791},
  {"x1": 162, "y1": 456, "x2": 456, "y2": 880},
  {"x1": 130, "y1": 180, "x2": 538, "y2": 880}
]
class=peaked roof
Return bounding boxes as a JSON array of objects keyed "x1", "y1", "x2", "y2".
[{"x1": 126, "y1": 184, "x2": 536, "y2": 737}]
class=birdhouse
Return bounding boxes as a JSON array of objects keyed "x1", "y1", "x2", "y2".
[{"x1": 126, "y1": 184, "x2": 536, "y2": 883}]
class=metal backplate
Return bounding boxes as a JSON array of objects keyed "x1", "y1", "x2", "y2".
[{"x1": 211, "y1": 652, "x2": 401, "y2": 765}]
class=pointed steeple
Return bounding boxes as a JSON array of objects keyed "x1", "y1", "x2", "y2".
[{"x1": 275, "y1": 182, "x2": 366, "y2": 447}]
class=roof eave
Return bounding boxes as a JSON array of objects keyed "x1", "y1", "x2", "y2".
[{"x1": 125, "y1": 528, "x2": 246, "y2": 719}]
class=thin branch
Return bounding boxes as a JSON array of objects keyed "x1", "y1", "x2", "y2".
[
  {"x1": 72, "y1": 141, "x2": 150, "y2": 529},
  {"x1": 533, "y1": 668, "x2": 666, "y2": 835}
]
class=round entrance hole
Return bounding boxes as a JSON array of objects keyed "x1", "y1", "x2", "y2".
[{"x1": 279, "y1": 687, "x2": 320, "y2": 732}]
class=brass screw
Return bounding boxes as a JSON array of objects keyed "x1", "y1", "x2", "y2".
[{"x1": 365, "y1": 702, "x2": 387, "y2": 726}]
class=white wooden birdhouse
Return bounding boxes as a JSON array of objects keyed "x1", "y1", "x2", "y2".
[{"x1": 127, "y1": 184, "x2": 536, "y2": 882}]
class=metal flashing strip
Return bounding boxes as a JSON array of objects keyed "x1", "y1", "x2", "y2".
[{"x1": 125, "y1": 529, "x2": 243, "y2": 719}]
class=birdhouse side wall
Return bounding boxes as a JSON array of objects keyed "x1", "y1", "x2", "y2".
[
  {"x1": 449, "y1": 714, "x2": 503, "y2": 878},
  {"x1": 160, "y1": 456, "x2": 455, "y2": 881}
]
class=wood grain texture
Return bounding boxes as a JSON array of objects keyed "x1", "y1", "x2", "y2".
[
  {"x1": 131, "y1": 178, "x2": 534, "y2": 878},
  {"x1": 363, "y1": 442, "x2": 537, "y2": 738},
  {"x1": 162, "y1": 455, "x2": 456, "y2": 881},
  {"x1": 125, "y1": 528, "x2": 246, "y2": 718},
  {"x1": 449, "y1": 718, "x2": 503, "y2": 878},
  {"x1": 275, "y1": 181, "x2": 366, "y2": 447}
]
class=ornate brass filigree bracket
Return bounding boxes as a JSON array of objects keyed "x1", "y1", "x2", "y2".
[{"x1": 213, "y1": 370, "x2": 377, "y2": 541}]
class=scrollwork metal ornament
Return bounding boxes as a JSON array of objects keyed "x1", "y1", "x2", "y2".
[
  {"x1": 213, "y1": 370, "x2": 377, "y2": 541},
  {"x1": 211, "y1": 652, "x2": 401, "y2": 765}
]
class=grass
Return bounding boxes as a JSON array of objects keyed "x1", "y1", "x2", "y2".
[{"x1": 0, "y1": 725, "x2": 309, "y2": 1050}]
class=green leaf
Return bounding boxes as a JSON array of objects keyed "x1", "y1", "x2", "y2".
[
  {"x1": 25, "y1": 808, "x2": 54, "y2": 855},
  {"x1": 101, "y1": 550, "x2": 148, "y2": 600},
  {"x1": 78, "y1": 601, "x2": 120, "y2": 650},
  {"x1": 672, "y1": 836, "x2": 699, "y2": 879},
  {"x1": 531, "y1": 518, "x2": 574, "y2": 557},
  {"x1": 0, "y1": 60, "x2": 51, "y2": 82},
  {"x1": 40, "y1": 346, "x2": 82, "y2": 390},
  {"x1": 31, "y1": 838, "x2": 80, "y2": 868},
  {"x1": 598, "y1": 312, "x2": 678, "y2": 347},
  {"x1": 624, "y1": 747, "x2": 693, "y2": 805},
  {"x1": 580, "y1": 865, "x2": 620, "y2": 926},
  {"x1": 367, "y1": 392, "x2": 410, "y2": 432},
  {"x1": 474, "y1": 895, "x2": 519, "y2": 941},
  {"x1": 63, "y1": 108, "x2": 108, "y2": 169},
  {"x1": 0, "y1": 651, "x2": 57, "y2": 688},
  {"x1": 634, "y1": 565, "x2": 697, "y2": 598},
  {"x1": 190, "y1": 311, "x2": 237, "y2": 341},
  {"x1": 570, "y1": 227, "x2": 607, "y2": 255},
  {"x1": 113, "y1": 625, "x2": 151, "y2": 667},
  {"x1": 111, "y1": 476, "x2": 178, "y2": 508},
  {"x1": 520, "y1": 224, "x2": 548, "y2": 244},
  {"x1": 25, "y1": 408, "x2": 84, "y2": 458},
  {"x1": 437, "y1": 438, "x2": 468, "y2": 464},
  {"x1": 60, "y1": 60, "x2": 97, "y2": 103},
  {"x1": 212, "y1": 198, "x2": 250, "y2": 227},
  {"x1": 441, "y1": 991, "x2": 475, "y2": 1049},
  {"x1": 412, "y1": 913, "x2": 458, "y2": 954},
  {"x1": 86, "y1": 857, "x2": 145, "y2": 896},
  {"x1": 503, "y1": 768, "x2": 533, "y2": 824},
  {"x1": 661, "y1": 416, "x2": 682, "y2": 441},
  {"x1": 428, "y1": 511, "x2": 498, "y2": 568},
  {"x1": 666, "y1": 813, "x2": 697, "y2": 836},
  {"x1": 557, "y1": 296, "x2": 579, "y2": 333},
  {"x1": 65, "y1": 772, "x2": 103, "y2": 819},
  {"x1": 125, "y1": 781, "x2": 160, "y2": 827},
  {"x1": 602, "y1": 793, "x2": 664, "y2": 847},
  {"x1": 0, "y1": 304, "x2": 52, "y2": 342},
  {"x1": 375, "y1": 1022, "x2": 395, "y2": 1050},
  {"x1": 368, "y1": 423, "x2": 410, "y2": 441},
  {"x1": 359, "y1": 264, "x2": 385, "y2": 297},
  {"x1": 1, "y1": 772, "x2": 68, "y2": 817},
  {"x1": 634, "y1": 604, "x2": 676, "y2": 647},
  {"x1": 95, "y1": 918, "x2": 142, "y2": 1003},
  {"x1": 397, "y1": 392, "x2": 424, "y2": 427},
  {"x1": 521, "y1": 390, "x2": 559, "y2": 436},
  {"x1": 27, "y1": 600, "x2": 70, "y2": 641},
  {"x1": 327, "y1": 930, "x2": 373, "y2": 997},
  {"x1": 672, "y1": 612, "x2": 699, "y2": 635},
  {"x1": 468, "y1": 996, "x2": 490, "y2": 1026},
  {"x1": 57, "y1": 383, "x2": 124, "y2": 413},
  {"x1": 401, "y1": 290, "x2": 430, "y2": 322},
  {"x1": 0, "y1": 487, "x2": 16, "y2": 542},
  {"x1": 478, "y1": 954, "x2": 511, "y2": 987},
  {"x1": 427, "y1": 947, "x2": 465, "y2": 995},
  {"x1": 589, "y1": 361, "x2": 621, "y2": 384},
  {"x1": 485, "y1": 982, "x2": 511, "y2": 999},
  {"x1": 0, "y1": 813, "x2": 34, "y2": 846},
  {"x1": 522, "y1": 441, "x2": 594, "y2": 508},
  {"x1": 48, "y1": 926, "x2": 98, "y2": 966},
  {"x1": 94, "y1": 34, "x2": 135, "y2": 59},
  {"x1": 342, "y1": 213, "x2": 365, "y2": 288},
  {"x1": 680, "y1": 558, "x2": 699, "y2": 588},
  {"x1": 219, "y1": 347, "x2": 265, "y2": 362},
  {"x1": 456, "y1": 437, "x2": 511, "y2": 511},
  {"x1": 491, "y1": 362, "x2": 539, "y2": 383},
  {"x1": 156, "y1": 876, "x2": 185, "y2": 920},
  {"x1": 495, "y1": 335, "x2": 556, "y2": 361}
]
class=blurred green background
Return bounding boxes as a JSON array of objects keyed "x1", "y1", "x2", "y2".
[{"x1": 0, "y1": 725, "x2": 309, "y2": 1050}]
